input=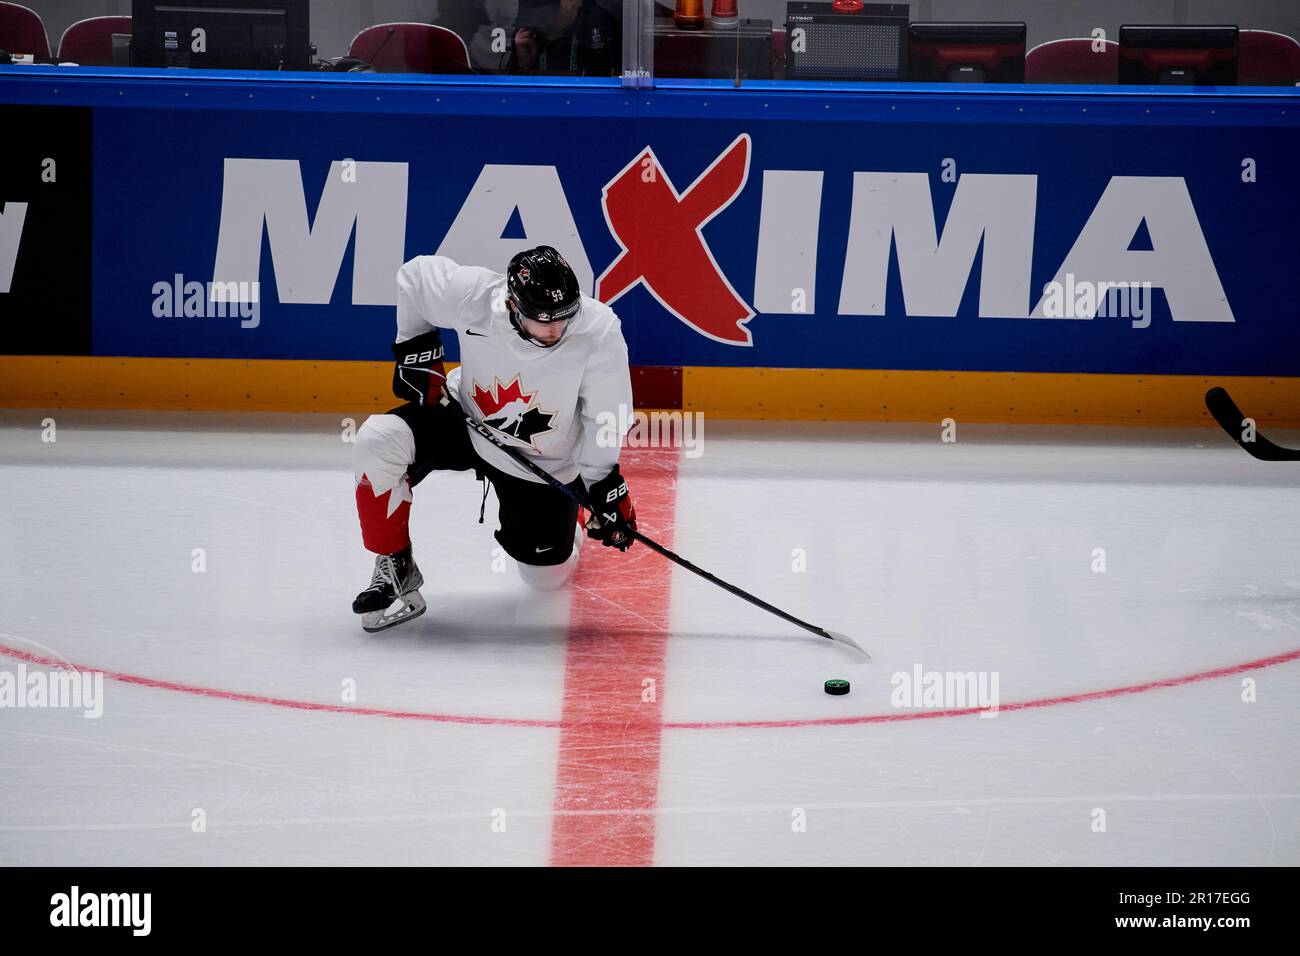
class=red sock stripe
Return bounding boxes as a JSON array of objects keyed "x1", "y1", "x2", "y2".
[{"x1": 355, "y1": 475, "x2": 411, "y2": 555}]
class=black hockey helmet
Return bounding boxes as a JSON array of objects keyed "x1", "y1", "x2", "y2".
[{"x1": 506, "y1": 246, "x2": 581, "y2": 346}]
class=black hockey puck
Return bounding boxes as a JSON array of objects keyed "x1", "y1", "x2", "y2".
[{"x1": 824, "y1": 679, "x2": 850, "y2": 696}]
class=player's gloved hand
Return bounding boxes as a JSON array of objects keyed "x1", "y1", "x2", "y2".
[
  {"x1": 584, "y1": 464, "x2": 637, "y2": 552},
  {"x1": 392, "y1": 329, "x2": 448, "y2": 407}
]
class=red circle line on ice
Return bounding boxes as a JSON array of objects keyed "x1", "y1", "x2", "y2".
[{"x1": 0, "y1": 643, "x2": 1296, "y2": 730}]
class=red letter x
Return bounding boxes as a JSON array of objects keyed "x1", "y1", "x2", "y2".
[{"x1": 597, "y1": 134, "x2": 754, "y2": 345}]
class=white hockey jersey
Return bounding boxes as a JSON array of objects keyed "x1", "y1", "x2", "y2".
[{"x1": 395, "y1": 255, "x2": 632, "y2": 486}]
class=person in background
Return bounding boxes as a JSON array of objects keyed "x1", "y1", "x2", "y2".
[
  {"x1": 508, "y1": 0, "x2": 622, "y2": 76},
  {"x1": 430, "y1": 0, "x2": 522, "y2": 73}
]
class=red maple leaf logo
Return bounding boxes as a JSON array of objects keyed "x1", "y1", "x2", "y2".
[
  {"x1": 469, "y1": 375, "x2": 557, "y2": 449},
  {"x1": 471, "y1": 376, "x2": 527, "y2": 417}
]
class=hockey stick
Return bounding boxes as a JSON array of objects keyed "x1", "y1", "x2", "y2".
[
  {"x1": 457, "y1": 408, "x2": 870, "y2": 659},
  {"x1": 1205, "y1": 387, "x2": 1300, "y2": 461}
]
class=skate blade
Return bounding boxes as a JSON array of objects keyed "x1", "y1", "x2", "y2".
[{"x1": 361, "y1": 590, "x2": 427, "y2": 633}]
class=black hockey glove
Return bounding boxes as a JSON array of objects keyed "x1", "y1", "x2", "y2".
[
  {"x1": 392, "y1": 329, "x2": 447, "y2": 407},
  {"x1": 584, "y1": 464, "x2": 637, "y2": 552}
]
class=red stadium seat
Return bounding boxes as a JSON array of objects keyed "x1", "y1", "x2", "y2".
[
  {"x1": 1025, "y1": 37, "x2": 1118, "y2": 84},
  {"x1": 57, "y1": 16, "x2": 132, "y2": 63},
  {"x1": 348, "y1": 23, "x2": 472, "y2": 73},
  {"x1": 1239, "y1": 29, "x2": 1300, "y2": 86},
  {"x1": 0, "y1": 1, "x2": 49, "y2": 58}
]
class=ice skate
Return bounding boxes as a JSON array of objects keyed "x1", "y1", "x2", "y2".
[{"x1": 353, "y1": 546, "x2": 426, "y2": 632}]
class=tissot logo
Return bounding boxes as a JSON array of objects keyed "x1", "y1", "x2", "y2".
[{"x1": 210, "y1": 138, "x2": 1233, "y2": 346}]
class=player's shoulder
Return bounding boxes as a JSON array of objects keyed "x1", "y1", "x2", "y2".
[
  {"x1": 399, "y1": 254, "x2": 501, "y2": 292},
  {"x1": 399, "y1": 253, "x2": 466, "y2": 277},
  {"x1": 399, "y1": 256, "x2": 505, "y2": 333},
  {"x1": 572, "y1": 294, "x2": 623, "y2": 344}
]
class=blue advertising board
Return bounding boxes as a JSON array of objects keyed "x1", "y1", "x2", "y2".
[{"x1": 2, "y1": 67, "x2": 1298, "y2": 376}]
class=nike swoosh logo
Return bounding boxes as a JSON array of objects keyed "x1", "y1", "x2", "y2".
[
  {"x1": 465, "y1": 329, "x2": 488, "y2": 336},
  {"x1": 534, "y1": 546, "x2": 553, "y2": 553}
]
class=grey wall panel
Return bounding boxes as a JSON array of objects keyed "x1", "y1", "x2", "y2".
[
  {"x1": 1187, "y1": 0, "x2": 1300, "y2": 34},
  {"x1": 929, "y1": 0, "x2": 1178, "y2": 51},
  {"x1": 313, "y1": 0, "x2": 368, "y2": 59}
]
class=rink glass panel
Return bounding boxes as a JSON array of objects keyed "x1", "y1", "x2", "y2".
[{"x1": 14, "y1": 3, "x2": 1300, "y2": 85}]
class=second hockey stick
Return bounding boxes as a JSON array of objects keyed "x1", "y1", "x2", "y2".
[
  {"x1": 1205, "y1": 386, "x2": 1300, "y2": 461},
  {"x1": 456, "y1": 408, "x2": 869, "y2": 659}
]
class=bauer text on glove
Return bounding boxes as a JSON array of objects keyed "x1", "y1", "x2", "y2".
[
  {"x1": 391, "y1": 329, "x2": 447, "y2": 406},
  {"x1": 585, "y1": 465, "x2": 637, "y2": 551}
]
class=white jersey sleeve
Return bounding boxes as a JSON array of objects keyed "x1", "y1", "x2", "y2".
[
  {"x1": 575, "y1": 317, "x2": 633, "y2": 486},
  {"x1": 395, "y1": 255, "x2": 498, "y2": 342}
]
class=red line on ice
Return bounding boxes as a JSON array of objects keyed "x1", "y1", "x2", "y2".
[
  {"x1": 548, "y1": 449, "x2": 679, "y2": 867},
  {"x1": 661, "y1": 647, "x2": 1300, "y2": 728},
  {"x1": 0, "y1": 646, "x2": 1296, "y2": 733},
  {"x1": 0, "y1": 644, "x2": 560, "y2": 727}
]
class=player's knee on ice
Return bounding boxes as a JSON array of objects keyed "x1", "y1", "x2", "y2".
[
  {"x1": 516, "y1": 531, "x2": 581, "y2": 591},
  {"x1": 517, "y1": 561, "x2": 574, "y2": 591}
]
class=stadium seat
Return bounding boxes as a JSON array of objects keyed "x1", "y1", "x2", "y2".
[
  {"x1": 1239, "y1": 29, "x2": 1300, "y2": 86},
  {"x1": 1025, "y1": 37, "x2": 1118, "y2": 84},
  {"x1": 58, "y1": 16, "x2": 132, "y2": 64},
  {"x1": 0, "y1": 1, "x2": 49, "y2": 58},
  {"x1": 348, "y1": 23, "x2": 472, "y2": 73}
]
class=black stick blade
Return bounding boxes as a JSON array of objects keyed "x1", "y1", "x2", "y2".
[{"x1": 1205, "y1": 386, "x2": 1300, "y2": 461}]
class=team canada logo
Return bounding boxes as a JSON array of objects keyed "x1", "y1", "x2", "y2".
[{"x1": 470, "y1": 375, "x2": 556, "y2": 449}]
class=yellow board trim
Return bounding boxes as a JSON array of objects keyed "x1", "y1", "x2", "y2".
[
  {"x1": 683, "y1": 367, "x2": 1300, "y2": 427},
  {"x1": 2, "y1": 356, "x2": 1298, "y2": 426},
  {"x1": 0, "y1": 356, "x2": 397, "y2": 413}
]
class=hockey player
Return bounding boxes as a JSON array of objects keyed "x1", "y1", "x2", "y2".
[{"x1": 351, "y1": 246, "x2": 637, "y2": 632}]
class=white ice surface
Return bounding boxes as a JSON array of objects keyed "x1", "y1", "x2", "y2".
[{"x1": 1, "y1": 411, "x2": 1297, "y2": 865}]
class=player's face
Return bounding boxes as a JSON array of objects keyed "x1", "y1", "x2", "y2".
[
  {"x1": 520, "y1": 315, "x2": 568, "y2": 346},
  {"x1": 507, "y1": 295, "x2": 574, "y2": 348}
]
